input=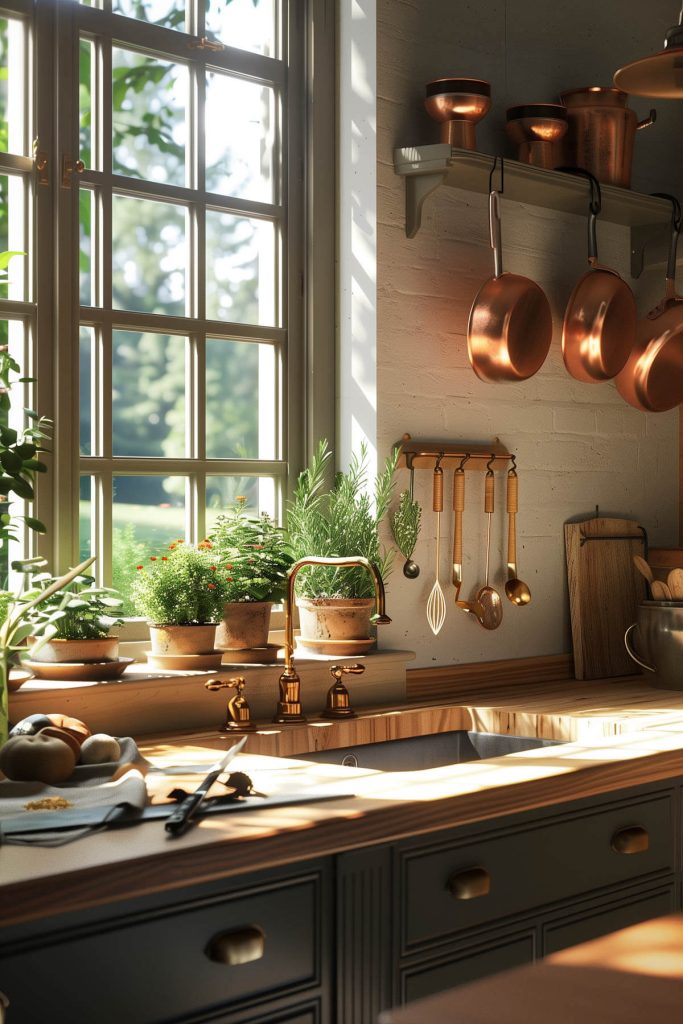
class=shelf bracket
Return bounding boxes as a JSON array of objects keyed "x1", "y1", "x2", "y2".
[{"x1": 405, "y1": 172, "x2": 447, "y2": 238}]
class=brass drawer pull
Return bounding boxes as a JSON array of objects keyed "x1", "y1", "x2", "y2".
[
  {"x1": 447, "y1": 866, "x2": 491, "y2": 900},
  {"x1": 205, "y1": 926, "x2": 265, "y2": 965},
  {"x1": 611, "y1": 825, "x2": 649, "y2": 855}
]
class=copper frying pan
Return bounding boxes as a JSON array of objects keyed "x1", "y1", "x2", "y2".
[
  {"x1": 560, "y1": 168, "x2": 636, "y2": 382},
  {"x1": 468, "y1": 189, "x2": 552, "y2": 382},
  {"x1": 616, "y1": 194, "x2": 683, "y2": 412}
]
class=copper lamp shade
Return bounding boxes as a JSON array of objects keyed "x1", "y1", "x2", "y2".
[{"x1": 614, "y1": 4, "x2": 683, "y2": 97}]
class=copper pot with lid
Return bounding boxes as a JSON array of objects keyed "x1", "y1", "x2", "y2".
[
  {"x1": 505, "y1": 104, "x2": 568, "y2": 169},
  {"x1": 560, "y1": 86, "x2": 656, "y2": 188},
  {"x1": 425, "y1": 78, "x2": 491, "y2": 150}
]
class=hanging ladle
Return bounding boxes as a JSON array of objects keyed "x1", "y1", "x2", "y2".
[
  {"x1": 402, "y1": 463, "x2": 421, "y2": 579},
  {"x1": 504, "y1": 456, "x2": 531, "y2": 606},
  {"x1": 473, "y1": 456, "x2": 503, "y2": 630},
  {"x1": 452, "y1": 455, "x2": 486, "y2": 621}
]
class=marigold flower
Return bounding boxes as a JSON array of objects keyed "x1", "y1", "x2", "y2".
[
  {"x1": 236, "y1": 495, "x2": 246, "y2": 503},
  {"x1": 209, "y1": 565, "x2": 217, "y2": 571},
  {"x1": 150, "y1": 556, "x2": 157, "y2": 561},
  {"x1": 198, "y1": 540, "x2": 213, "y2": 550},
  {"x1": 226, "y1": 575, "x2": 233, "y2": 581},
  {"x1": 207, "y1": 582, "x2": 217, "y2": 590},
  {"x1": 161, "y1": 556, "x2": 168, "y2": 561},
  {"x1": 136, "y1": 565, "x2": 144, "y2": 570},
  {"x1": 168, "y1": 543, "x2": 176, "y2": 550},
  {"x1": 225, "y1": 563, "x2": 233, "y2": 569}
]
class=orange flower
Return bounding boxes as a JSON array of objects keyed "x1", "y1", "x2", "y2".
[
  {"x1": 209, "y1": 565, "x2": 217, "y2": 571},
  {"x1": 225, "y1": 563, "x2": 233, "y2": 569},
  {"x1": 207, "y1": 582, "x2": 217, "y2": 590},
  {"x1": 150, "y1": 556, "x2": 157, "y2": 561},
  {"x1": 136, "y1": 565, "x2": 144, "y2": 570},
  {"x1": 168, "y1": 543, "x2": 176, "y2": 550},
  {"x1": 198, "y1": 539, "x2": 213, "y2": 550},
  {"x1": 226, "y1": 575, "x2": 233, "y2": 581},
  {"x1": 161, "y1": 556, "x2": 168, "y2": 561}
]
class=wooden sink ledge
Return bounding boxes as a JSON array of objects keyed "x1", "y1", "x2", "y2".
[{"x1": 3, "y1": 675, "x2": 683, "y2": 927}]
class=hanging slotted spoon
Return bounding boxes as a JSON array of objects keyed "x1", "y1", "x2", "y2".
[{"x1": 426, "y1": 459, "x2": 446, "y2": 635}]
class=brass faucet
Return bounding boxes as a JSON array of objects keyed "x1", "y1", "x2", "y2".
[{"x1": 274, "y1": 556, "x2": 392, "y2": 724}]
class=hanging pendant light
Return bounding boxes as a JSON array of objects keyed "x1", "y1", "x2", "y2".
[{"x1": 614, "y1": 3, "x2": 683, "y2": 97}]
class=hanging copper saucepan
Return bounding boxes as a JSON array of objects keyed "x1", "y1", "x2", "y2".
[
  {"x1": 559, "y1": 167, "x2": 636, "y2": 382},
  {"x1": 468, "y1": 160, "x2": 552, "y2": 382},
  {"x1": 616, "y1": 193, "x2": 683, "y2": 412}
]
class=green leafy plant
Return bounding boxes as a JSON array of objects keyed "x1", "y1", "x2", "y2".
[
  {"x1": 23, "y1": 572, "x2": 124, "y2": 641},
  {"x1": 208, "y1": 496, "x2": 292, "y2": 603},
  {"x1": 130, "y1": 541, "x2": 230, "y2": 624},
  {"x1": 286, "y1": 439, "x2": 399, "y2": 599}
]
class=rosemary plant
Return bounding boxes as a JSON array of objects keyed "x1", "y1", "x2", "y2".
[
  {"x1": 391, "y1": 490, "x2": 422, "y2": 559},
  {"x1": 286, "y1": 439, "x2": 399, "y2": 599}
]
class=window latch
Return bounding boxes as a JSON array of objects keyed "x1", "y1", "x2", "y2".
[
  {"x1": 61, "y1": 155, "x2": 85, "y2": 190},
  {"x1": 33, "y1": 138, "x2": 49, "y2": 187},
  {"x1": 189, "y1": 36, "x2": 224, "y2": 52}
]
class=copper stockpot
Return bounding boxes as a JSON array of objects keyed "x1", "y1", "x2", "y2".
[
  {"x1": 505, "y1": 104, "x2": 568, "y2": 169},
  {"x1": 616, "y1": 194, "x2": 683, "y2": 413},
  {"x1": 468, "y1": 189, "x2": 552, "y2": 382},
  {"x1": 560, "y1": 87, "x2": 655, "y2": 189},
  {"x1": 560, "y1": 168, "x2": 636, "y2": 382},
  {"x1": 424, "y1": 78, "x2": 491, "y2": 150}
]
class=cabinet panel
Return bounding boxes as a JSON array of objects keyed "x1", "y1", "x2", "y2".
[
  {"x1": 401, "y1": 793, "x2": 673, "y2": 953},
  {"x1": 0, "y1": 871, "x2": 326, "y2": 1024},
  {"x1": 543, "y1": 884, "x2": 676, "y2": 956},
  {"x1": 400, "y1": 930, "x2": 535, "y2": 1005}
]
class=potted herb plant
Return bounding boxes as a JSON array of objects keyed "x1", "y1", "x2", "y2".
[
  {"x1": 286, "y1": 439, "x2": 398, "y2": 651},
  {"x1": 208, "y1": 496, "x2": 292, "y2": 652},
  {"x1": 131, "y1": 541, "x2": 229, "y2": 663},
  {"x1": 23, "y1": 571, "x2": 124, "y2": 663}
]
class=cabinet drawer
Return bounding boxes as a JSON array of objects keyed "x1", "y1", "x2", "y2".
[
  {"x1": 401, "y1": 793, "x2": 673, "y2": 953},
  {"x1": 1, "y1": 871, "x2": 325, "y2": 1024},
  {"x1": 543, "y1": 884, "x2": 676, "y2": 956},
  {"x1": 400, "y1": 930, "x2": 535, "y2": 1005}
]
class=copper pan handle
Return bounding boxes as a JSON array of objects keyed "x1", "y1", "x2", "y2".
[
  {"x1": 489, "y1": 190, "x2": 503, "y2": 278},
  {"x1": 506, "y1": 470, "x2": 518, "y2": 569},
  {"x1": 453, "y1": 468, "x2": 465, "y2": 579},
  {"x1": 637, "y1": 109, "x2": 656, "y2": 130},
  {"x1": 651, "y1": 193, "x2": 681, "y2": 282},
  {"x1": 433, "y1": 465, "x2": 443, "y2": 512}
]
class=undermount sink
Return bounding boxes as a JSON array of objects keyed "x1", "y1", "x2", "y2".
[{"x1": 291, "y1": 730, "x2": 563, "y2": 772}]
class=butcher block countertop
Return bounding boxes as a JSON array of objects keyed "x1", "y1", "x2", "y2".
[
  {"x1": 3, "y1": 675, "x2": 683, "y2": 927},
  {"x1": 380, "y1": 914, "x2": 683, "y2": 1024}
]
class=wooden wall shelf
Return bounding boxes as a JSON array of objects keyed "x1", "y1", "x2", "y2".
[{"x1": 393, "y1": 145, "x2": 672, "y2": 277}]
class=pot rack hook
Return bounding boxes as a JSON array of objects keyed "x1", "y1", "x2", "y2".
[
  {"x1": 456, "y1": 453, "x2": 471, "y2": 472},
  {"x1": 486, "y1": 453, "x2": 496, "y2": 473},
  {"x1": 488, "y1": 155, "x2": 504, "y2": 195},
  {"x1": 557, "y1": 166, "x2": 601, "y2": 215},
  {"x1": 435, "y1": 451, "x2": 445, "y2": 470},
  {"x1": 509, "y1": 453, "x2": 517, "y2": 473},
  {"x1": 651, "y1": 192, "x2": 681, "y2": 232}
]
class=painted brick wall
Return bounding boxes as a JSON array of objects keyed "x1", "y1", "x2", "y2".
[{"x1": 376, "y1": 0, "x2": 683, "y2": 667}]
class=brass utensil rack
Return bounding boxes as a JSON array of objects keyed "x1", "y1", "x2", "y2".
[{"x1": 396, "y1": 434, "x2": 514, "y2": 471}]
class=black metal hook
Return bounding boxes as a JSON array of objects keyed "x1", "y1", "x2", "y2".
[
  {"x1": 486, "y1": 453, "x2": 496, "y2": 473},
  {"x1": 652, "y1": 192, "x2": 682, "y2": 232},
  {"x1": 488, "y1": 155, "x2": 504, "y2": 195},
  {"x1": 456, "y1": 453, "x2": 471, "y2": 472},
  {"x1": 435, "y1": 451, "x2": 444, "y2": 470},
  {"x1": 557, "y1": 166, "x2": 602, "y2": 215},
  {"x1": 509, "y1": 453, "x2": 517, "y2": 473}
]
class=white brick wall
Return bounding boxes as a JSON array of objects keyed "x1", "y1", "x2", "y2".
[{"x1": 376, "y1": 0, "x2": 681, "y2": 668}]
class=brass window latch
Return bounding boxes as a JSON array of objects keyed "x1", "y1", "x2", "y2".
[
  {"x1": 32, "y1": 138, "x2": 48, "y2": 187},
  {"x1": 189, "y1": 36, "x2": 224, "y2": 52},
  {"x1": 61, "y1": 154, "x2": 85, "y2": 190}
]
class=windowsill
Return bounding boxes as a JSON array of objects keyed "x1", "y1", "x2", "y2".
[{"x1": 9, "y1": 648, "x2": 416, "y2": 737}]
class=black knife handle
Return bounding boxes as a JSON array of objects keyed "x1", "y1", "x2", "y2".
[{"x1": 165, "y1": 791, "x2": 207, "y2": 836}]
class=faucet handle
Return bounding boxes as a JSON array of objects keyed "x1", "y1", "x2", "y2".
[
  {"x1": 205, "y1": 675, "x2": 256, "y2": 732},
  {"x1": 323, "y1": 663, "x2": 364, "y2": 719}
]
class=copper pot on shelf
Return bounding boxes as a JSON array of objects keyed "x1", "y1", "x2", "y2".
[
  {"x1": 559, "y1": 86, "x2": 656, "y2": 189},
  {"x1": 424, "y1": 77, "x2": 491, "y2": 150},
  {"x1": 505, "y1": 104, "x2": 568, "y2": 169}
]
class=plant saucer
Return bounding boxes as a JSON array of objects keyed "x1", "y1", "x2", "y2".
[
  {"x1": 145, "y1": 650, "x2": 224, "y2": 671},
  {"x1": 296, "y1": 637, "x2": 376, "y2": 656},
  {"x1": 219, "y1": 643, "x2": 282, "y2": 664},
  {"x1": 21, "y1": 657, "x2": 135, "y2": 681}
]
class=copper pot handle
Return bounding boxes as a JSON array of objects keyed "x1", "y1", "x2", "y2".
[
  {"x1": 624, "y1": 623, "x2": 655, "y2": 673},
  {"x1": 637, "y1": 109, "x2": 656, "y2": 130},
  {"x1": 489, "y1": 190, "x2": 503, "y2": 278}
]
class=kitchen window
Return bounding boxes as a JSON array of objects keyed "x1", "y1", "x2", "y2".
[{"x1": 0, "y1": 0, "x2": 334, "y2": 610}]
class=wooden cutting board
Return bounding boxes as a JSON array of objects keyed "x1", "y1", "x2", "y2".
[{"x1": 565, "y1": 516, "x2": 647, "y2": 680}]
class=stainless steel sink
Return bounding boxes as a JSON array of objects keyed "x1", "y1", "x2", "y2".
[{"x1": 291, "y1": 730, "x2": 563, "y2": 772}]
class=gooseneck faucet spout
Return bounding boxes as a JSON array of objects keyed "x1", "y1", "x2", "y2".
[{"x1": 273, "y1": 556, "x2": 391, "y2": 724}]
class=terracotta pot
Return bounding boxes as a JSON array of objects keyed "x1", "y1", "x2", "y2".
[
  {"x1": 148, "y1": 623, "x2": 217, "y2": 656},
  {"x1": 215, "y1": 602, "x2": 272, "y2": 651},
  {"x1": 7, "y1": 668, "x2": 33, "y2": 691},
  {"x1": 296, "y1": 597, "x2": 375, "y2": 642},
  {"x1": 28, "y1": 636, "x2": 120, "y2": 664}
]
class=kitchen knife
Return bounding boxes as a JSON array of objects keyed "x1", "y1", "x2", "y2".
[{"x1": 164, "y1": 735, "x2": 247, "y2": 837}]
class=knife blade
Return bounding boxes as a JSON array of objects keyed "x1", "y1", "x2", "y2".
[{"x1": 164, "y1": 736, "x2": 247, "y2": 837}]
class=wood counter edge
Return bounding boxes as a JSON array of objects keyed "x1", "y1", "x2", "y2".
[{"x1": 2, "y1": 740, "x2": 683, "y2": 930}]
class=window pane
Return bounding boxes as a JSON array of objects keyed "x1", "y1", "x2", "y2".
[
  {"x1": 0, "y1": 175, "x2": 27, "y2": 302},
  {"x1": 205, "y1": 73, "x2": 275, "y2": 203},
  {"x1": 206, "y1": 212, "x2": 276, "y2": 326},
  {"x1": 79, "y1": 38, "x2": 93, "y2": 169},
  {"x1": 112, "y1": 0, "x2": 185, "y2": 31},
  {"x1": 0, "y1": 15, "x2": 27, "y2": 156},
  {"x1": 113, "y1": 330, "x2": 187, "y2": 457},
  {"x1": 112, "y1": 195, "x2": 187, "y2": 316},
  {"x1": 206, "y1": 339, "x2": 276, "y2": 459},
  {"x1": 79, "y1": 476, "x2": 93, "y2": 562},
  {"x1": 80, "y1": 327, "x2": 94, "y2": 456},
  {"x1": 206, "y1": 0, "x2": 277, "y2": 57},
  {"x1": 113, "y1": 474, "x2": 186, "y2": 552},
  {"x1": 206, "y1": 476, "x2": 276, "y2": 533},
  {"x1": 79, "y1": 188, "x2": 95, "y2": 306},
  {"x1": 112, "y1": 48, "x2": 187, "y2": 187}
]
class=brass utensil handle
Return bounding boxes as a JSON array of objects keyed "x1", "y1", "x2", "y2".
[
  {"x1": 611, "y1": 825, "x2": 649, "y2": 855},
  {"x1": 433, "y1": 466, "x2": 444, "y2": 512},
  {"x1": 506, "y1": 470, "x2": 518, "y2": 567},
  {"x1": 447, "y1": 866, "x2": 491, "y2": 900},
  {"x1": 453, "y1": 469, "x2": 465, "y2": 568},
  {"x1": 205, "y1": 926, "x2": 265, "y2": 965},
  {"x1": 484, "y1": 468, "x2": 494, "y2": 514}
]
